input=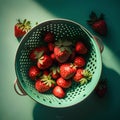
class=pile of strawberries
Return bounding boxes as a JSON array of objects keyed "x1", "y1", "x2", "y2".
[{"x1": 28, "y1": 32, "x2": 92, "y2": 98}]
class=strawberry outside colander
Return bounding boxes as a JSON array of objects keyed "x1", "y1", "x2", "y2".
[{"x1": 14, "y1": 19, "x2": 103, "y2": 108}]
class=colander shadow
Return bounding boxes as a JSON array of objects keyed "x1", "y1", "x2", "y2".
[
  {"x1": 33, "y1": 64, "x2": 120, "y2": 120},
  {"x1": 33, "y1": 93, "x2": 110, "y2": 120}
]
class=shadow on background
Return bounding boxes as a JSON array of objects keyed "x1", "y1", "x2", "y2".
[
  {"x1": 34, "y1": 0, "x2": 120, "y2": 58},
  {"x1": 34, "y1": 0, "x2": 91, "y2": 25},
  {"x1": 33, "y1": 64, "x2": 120, "y2": 120}
]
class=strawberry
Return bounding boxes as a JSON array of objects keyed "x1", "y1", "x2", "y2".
[
  {"x1": 37, "y1": 54, "x2": 53, "y2": 69},
  {"x1": 50, "y1": 53, "x2": 56, "y2": 61},
  {"x1": 56, "y1": 77, "x2": 72, "y2": 88},
  {"x1": 54, "y1": 40, "x2": 72, "y2": 63},
  {"x1": 14, "y1": 19, "x2": 31, "y2": 38},
  {"x1": 28, "y1": 66, "x2": 40, "y2": 80},
  {"x1": 73, "y1": 69, "x2": 92, "y2": 85},
  {"x1": 52, "y1": 72, "x2": 60, "y2": 80},
  {"x1": 73, "y1": 69, "x2": 84, "y2": 82},
  {"x1": 74, "y1": 56, "x2": 86, "y2": 68},
  {"x1": 60, "y1": 63, "x2": 77, "y2": 80},
  {"x1": 43, "y1": 32, "x2": 55, "y2": 43},
  {"x1": 53, "y1": 86, "x2": 65, "y2": 98},
  {"x1": 54, "y1": 46, "x2": 70, "y2": 63},
  {"x1": 87, "y1": 11, "x2": 107, "y2": 36},
  {"x1": 35, "y1": 74, "x2": 55, "y2": 93},
  {"x1": 50, "y1": 66, "x2": 60, "y2": 79},
  {"x1": 75, "y1": 41, "x2": 88, "y2": 54},
  {"x1": 29, "y1": 46, "x2": 49, "y2": 61},
  {"x1": 95, "y1": 79, "x2": 107, "y2": 97},
  {"x1": 35, "y1": 79, "x2": 50, "y2": 93},
  {"x1": 43, "y1": 70, "x2": 50, "y2": 76},
  {"x1": 48, "y1": 43, "x2": 55, "y2": 52}
]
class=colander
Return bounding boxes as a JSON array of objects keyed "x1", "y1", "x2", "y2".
[{"x1": 14, "y1": 19, "x2": 103, "y2": 108}]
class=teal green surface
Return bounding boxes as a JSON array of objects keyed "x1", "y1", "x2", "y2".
[{"x1": 0, "y1": 0, "x2": 120, "y2": 120}]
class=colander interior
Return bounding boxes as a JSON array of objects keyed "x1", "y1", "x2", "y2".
[{"x1": 15, "y1": 19, "x2": 102, "y2": 108}]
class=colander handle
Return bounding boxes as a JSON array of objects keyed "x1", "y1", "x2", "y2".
[
  {"x1": 14, "y1": 79, "x2": 26, "y2": 96},
  {"x1": 93, "y1": 36, "x2": 104, "y2": 53}
]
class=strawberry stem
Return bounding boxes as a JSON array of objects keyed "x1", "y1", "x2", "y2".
[
  {"x1": 79, "y1": 70, "x2": 92, "y2": 85},
  {"x1": 87, "y1": 11, "x2": 105, "y2": 25},
  {"x1": 16, "y1": 19, "x2": 31, "y2": 32},
  {"x1": 41, "y1": 74, "x2": 55, "y2": 87}
]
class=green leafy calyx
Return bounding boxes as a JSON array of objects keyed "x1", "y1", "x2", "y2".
[
  {"x1": 87, "y1": 11, "x2": 104, "y2": 25},
  {"x1": 79, "y1": 70, "x2": 92, "y2": 85},
  {"x1": 41, "y1": 74, "x2": 55, "y2": 87},
  {"x1": 16, "y1": 19, "x2": 31, "y2": 32},
  {"x1": 55, "y1": 39, "x2": 72, "y2": 53}
]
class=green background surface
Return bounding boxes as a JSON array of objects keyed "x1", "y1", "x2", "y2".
[{"x1": 0, "y1": 0, "x2": 120, "y2": 120}]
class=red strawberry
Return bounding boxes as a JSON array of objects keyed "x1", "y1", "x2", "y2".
[
  {"x1": 56, "y1": 77, "x2": 72, "y2": 88},
  {"x1": 14, "y1": 19, "x2": 31, "y2": 38},
  {"x1": 75, "y1": 41, "x2": 88, "y2": 54},
  {"x1": 74, "y1": 56, "x2": 86, "y2": 68},
  {"x1": 95, "y1": 79, "x2": 107, "y2": 97},
  {"x1": 48, "y1": 43, "x2": 55, "y2": 52},
  {"x1": 28, "y1": 66, "x2": 40, "y2": 80},
  {"x1": 54, "y1": 46, "x2": 70, "y2": 63},
  {"x1": 35, "y1": 79, "x2": 50, "y2": 93},
  {"x1": 52, "y1": 72, "x2": 60, "y2": 80},
  {"x1": 73, "y1": 69, "x2": 84, "y2": 82},
  {"x1": 50, "y1": 66, "x2": 60, "y2": 79},
  {"x1": 54, "y1": 40, "x2": 72, "y2": 63},
  {"x1": 53, "y1": 86, "x2": 65, "y2": 98},
  {"x1": 87, "y1": 12, "x2": 107, "y2": 36},
  {"x1": 60, "y1": 63, "x2": 77, "y2": 80},
  {"x1": 29, "y1": 46, "x2": 49, "y2": 61},
  {"x1": 73, "y1": 69, "x2": 92, "y2": 85},
  {"x1": 37, "y1": 54, "x2": 53, "y2": 69},
  {"x1": 35, "y1": 74, "x2": 55, "y2": 93},
  {"x1": 43, "y1": 70, "x2": 49, "y2": 76},
  {"x1": 50, "y1": 53, "x2": 56, "y2": 61},
  {"x1": 44, "y1": 32, "x2": 55, "y2": 43}
]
